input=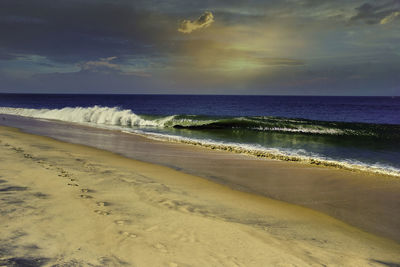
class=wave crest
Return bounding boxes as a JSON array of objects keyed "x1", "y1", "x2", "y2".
[
  {"x1": 1, "y1": 106, "x2": 399, "y2": 139},
  {"x1": 0, "y1": 106, "x2": 174, "y2": 127}
]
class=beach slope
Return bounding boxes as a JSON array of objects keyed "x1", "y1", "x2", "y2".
[{"x1": 0, "y1": 126, "x2": 399, "y2": 266}]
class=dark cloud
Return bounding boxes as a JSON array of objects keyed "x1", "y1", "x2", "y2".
[
  {"x1": 350, "y1": 1, "x2": 400, "y2": 24},
  {"x1": 0, "y1": 0, "x2": 399, "y2": 95},
  {"x1": 0, "y1": 0, "x2": 177, "y2": 63}
]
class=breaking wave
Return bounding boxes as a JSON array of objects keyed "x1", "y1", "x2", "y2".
[{"x1": 1, "y1": 106, "x2": 399, "y2": 139}]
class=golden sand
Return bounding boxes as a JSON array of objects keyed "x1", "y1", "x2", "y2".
[{"x1": 0, "y1": 126, "x2": 399, "y2": 266}]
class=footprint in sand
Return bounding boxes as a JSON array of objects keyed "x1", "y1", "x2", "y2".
[
  {"x1": 115, "y1": 220, "x2": 130, "y2": 226},
  {"x1": 96, "y1": 201, "x2": 110, "y2": 207},
  {"x1": 14, "y1": 147, "x2": 24, "y2": 152},
  {"x1": 120, "y1": 231, "x2": 137, "y2": 238},
  {"x1": 80, "y1": 194, "x2": 93, "y2": 199},
  {"x1": 42, "y1": 164, "x2": 53, "y2": 170},
  {"x1": 94, "y1": 210, "x2": 110, "y2": 216},
  {"x1": 67, "y1": 183, "x2": 79, "y2": 187},
  {"x1": 80, "y1": 188, "x2": 93, "y2": 193}
]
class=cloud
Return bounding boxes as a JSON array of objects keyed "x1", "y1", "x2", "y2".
[
  {"x1": 350, "y1": 1, "x2": 400, "y2": 25},
  {"x1": 178, "y1": 11, "x2": 214, "y2": 34},
  {"x1": 380, "y1": 11, "x2": 400, "y2": 24},
  {"x1": 79, "y1": 57, "x2": 120, "y2": 73},
  {"x1": 76, "y1": 56, "x2": 150, "y2": 77}
]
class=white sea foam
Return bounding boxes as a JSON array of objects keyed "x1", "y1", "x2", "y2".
[
  {"x1": 0, "y1": 106, "x2": 350, "y2": 135},
  {"x1": 251, "y1": 126, "x2": 345, "y2": 135},
  {"x1": 0, "y1": 106, "x2": 174, "y2": 127}
]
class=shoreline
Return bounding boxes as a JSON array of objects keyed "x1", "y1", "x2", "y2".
[
  {"x1": 1, "y1": 109, "x2": 399, "y2": 178},
  {"x1": 1, "y1": 125, "x2": 400, "y2": 266},
  {"x1": 128, "y1": 129, "x2": 400, "y2": 178},
  {"x1": 1, "y1": 115, "x2": 400, "y2": 244}
]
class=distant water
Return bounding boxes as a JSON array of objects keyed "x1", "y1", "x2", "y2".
[{"x1": 1, "y1": 94, "x2": 399, "y2": 176}]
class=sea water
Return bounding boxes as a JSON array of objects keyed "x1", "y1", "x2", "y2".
[{"x1": 0, "y1": 94, "x2": 399, "y2": 176}]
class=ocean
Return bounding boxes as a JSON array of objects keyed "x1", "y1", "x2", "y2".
[{"x1": 0, "y1": 94, "x2": 399, "y2": 176}]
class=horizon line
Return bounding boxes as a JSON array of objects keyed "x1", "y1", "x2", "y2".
[{"x1": 0, "y1": 92, "x2": 399, "y2": 97}]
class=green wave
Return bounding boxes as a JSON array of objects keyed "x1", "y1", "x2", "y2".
[{"x1": 160, "y1": 115, "x2": 400, "y2": 140}]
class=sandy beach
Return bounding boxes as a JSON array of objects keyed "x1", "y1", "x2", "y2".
[
  {"x1": 1, "y1": 125, "x2": 400, "y2": 266},
  {"x1": 2, "y1": 0, "x2": 400, "y2": 264},
  {"x1": 2, "y1": 114, "x2": 400, "y2": 245}
]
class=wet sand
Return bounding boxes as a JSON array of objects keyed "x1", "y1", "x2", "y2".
[
  {"x1": 1, "y1": 114, "x2": 400, "y2": 244},
  {"x1": 1, "y1": 125, "x2": 400, "y2": 266}
]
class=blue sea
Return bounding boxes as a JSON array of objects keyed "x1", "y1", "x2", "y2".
[{"x1": 1, "y1": 94, "x2": 399, "y2": 176}]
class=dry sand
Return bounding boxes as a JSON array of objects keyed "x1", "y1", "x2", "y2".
[{"x1": 0, "y1": 125, "x2": 399, "y2": 266}]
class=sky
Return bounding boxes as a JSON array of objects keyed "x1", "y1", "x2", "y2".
[{"x1": 0, "y1": 0, "x2": 399, "y2": 95}]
